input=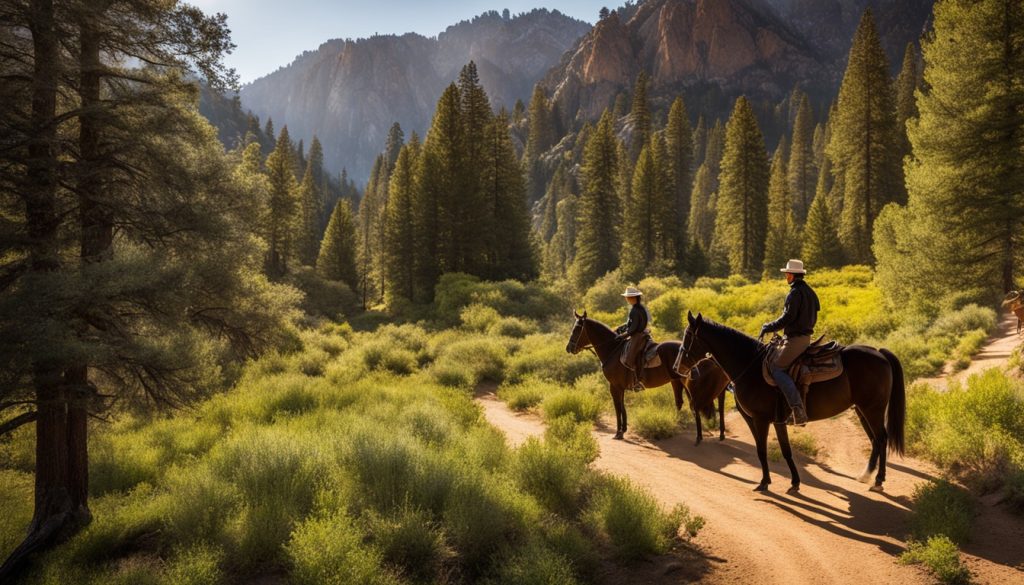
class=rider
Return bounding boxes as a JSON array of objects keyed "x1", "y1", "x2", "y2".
[
  {"x1": 759, "y1": 259, "x2": 819, "y2": 426},
  {"x1": 615, "y1": 286, "x2": 651, "y2": 391}
]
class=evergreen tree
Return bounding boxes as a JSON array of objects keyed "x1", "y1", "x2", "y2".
[
  {"x1": 572, "y1": 110, "x2": 621, "y2": 290},
  {"x1": 621, "y1": 138, "x2": 669, "y2": 280},
  {"x1": 295, "y1": 162, "x2": 323, "y2": 266},
  {"x1": 616, "y1": 139, "x2": 633, "y2": 210},
  {"x1": 688, "y1": 163, "x2": 716, "y2": 251},
  {"x1": 629, "y1": 72, "x2": 651, "y2": 161},
  {"x1": 692, "y1": 115, "x2": 707, "y2": 170},
  {"x1": 383, "y1": 137, "x2": 421, "y2": 304},
  {"x1": 264, "y1": 125, "x2": 299, "y2": 275},
  {"x1": 296, "y1": 139, "x2": 307, "y2": 178},
  {"x1": 705, "y1": 119, "x2": 726, "y2": 187},
  {"x1": 384, "y1": 122, "x2": 405, "y2": 169},
  {"x1": 317, "y1": 199, "x2": 358, "y2": 289},
  {"x1": 539, "y1": 163, "x2": 570, "y2": 243},
  {"x1": 763, "y1": 138, "x2": 800, "y2": 274},
  {"x1": 264, "y1": 118, "x2": 276, "y2": 149},
  {"x1": 826, "y1": 9, "x2": 901, "y2": 264},
  {"x1": 307, "y1": 137, "x2": 328, "y2": 228},
  {"x1": 875, "y1": 0, "x2": 1024, "y2": 306},
  {"x1": 458, "y1": 62, "x2": 492, "y2": 273},
  {"x1": 481, "y1": 110, "x2": 536, "y2": 280},
  {"x1": 356, "y1": 154, "x2": 385, "y2": 305},
  {"x1": 894, "y1": 42, "x2": 920, "y2": 179},
  {"x1": 665, "y1": 97, "x2": 693, "y2": 266},
  {"x1": 715, "y1": 97, "x2": 770, "y2": 276},
  {"x1": 802, "y1": 183, "x2": 844, "y2": 269},
  {"x1": 788, "y1": 93, "x2": 817, "y2": 223},
  {"x1": 544, "y1": 195, "x2": 578, "y2": 279},
  {"x1": 524, "y1": 84, "x2": 554, "y2": 201}
]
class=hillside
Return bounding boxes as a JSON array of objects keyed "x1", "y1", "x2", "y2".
[{"x1": 237, "y1": 9, "x2": 590, "y2": 182}]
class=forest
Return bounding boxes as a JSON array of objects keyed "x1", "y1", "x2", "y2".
[{"x1": 1, "y1": 0, "x2": 1023, "y2": 584}]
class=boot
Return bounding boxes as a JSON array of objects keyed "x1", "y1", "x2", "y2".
[
  {"x1": 632, "y1": 358, "x2": 645, "y2": 391},
  {"x1": 787, "y1": 405, "x2": 808, "y2": 426}
]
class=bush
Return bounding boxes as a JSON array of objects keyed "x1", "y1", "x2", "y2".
[
  {"x1": 363, "y1": 506, "x2": 452, "y2": 583},
  {"x1": 435, "y1": 273, "x2": 560, "y2": 323},
  {"x1": 508, "y1": 334, "x2": 598, "y2": 384},
  {"x1": 161, "y1": 544, "x2": 225, "y2": 585},
  {"x1": 512, "y1": 436, "x2": 590, "y2": 513},
  {"x1": 586, "y1": 475, "x2": 701, "y2": 560},
  {"x1": 161, "y1": 465, "x2": 239, "y2": 544},
  {"x1": 909, "y1": 481, "x2": 975, "y2": 545},
  {"x1": 631, "y1": 404, "x2": 680, "y2": 440},
  {"x1": 541, "y1": 389, "x2": 602, "y2": 423},
  {"x1": 286, "y1": 266, "x2": 359, "y2": 321},
  {"x1": 431, "y1": 336, "x2": 509, "y2": 388},
  {"x1": 287, "y1": 513, "x2": 399, "y2": 585},
  {"x1": 490, "y1": 541, "x2": 580, "y2": 585},
  {"x1": 498, "y1": 379, "x2": 557, "y2": 411},
  {"x1": 0, "y1": 470, "x2": 32, "y2": 559},
  {"x1": 900, "y1": 536, "x2": 971, "y2": 585}
]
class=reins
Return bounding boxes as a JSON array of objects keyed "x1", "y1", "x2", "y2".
[{"x1": 572, "y1": 318, "x2": 624, "y2": 366}]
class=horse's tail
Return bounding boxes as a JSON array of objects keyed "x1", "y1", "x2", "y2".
[{"x1": 879, "y1": 348, "x2": 906, "y2": 456}]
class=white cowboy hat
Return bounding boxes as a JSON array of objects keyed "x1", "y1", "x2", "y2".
[
  {"x1": 780, "y1": 259, "x2": 806, "y2": 274},
  {"x1": 621, "y1": 286, "x2": 643, "y2": 297}
]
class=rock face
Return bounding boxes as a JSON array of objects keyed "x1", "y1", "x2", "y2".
[
  {"x1": 545, "y1": 0, "x2": 932, "y2": 125},
  {"x1": 238, "y1": 10, "x2": 590, "y2": 183}
]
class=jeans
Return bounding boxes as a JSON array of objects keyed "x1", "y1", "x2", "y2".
[{"x1": 771, "y1": 367, "x2": 803, "y2": 409}]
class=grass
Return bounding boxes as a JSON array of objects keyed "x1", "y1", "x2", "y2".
[
  {"x1": 900, "y1": 536, "x2": 972, "y2": 584},
  {"x1": 767, "y1": 429, "x2": 820, "y2": 462},
  {"x1": 541, "y1": 388, "x2": 603, "y2": 423},
  {"x1": 899, "y1": 481, "x2": 976, "y2": 585}
]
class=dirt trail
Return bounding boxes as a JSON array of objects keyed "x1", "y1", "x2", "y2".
[
  {"x1": 920, "y1": 313, "x2": 1021, "y2": 388},
  {"x1": 476, "y1": 320, "x2": 1024, "y2": 584}
]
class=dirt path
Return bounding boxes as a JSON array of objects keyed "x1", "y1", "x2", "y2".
[
  {"x1": 475, "y1": 318, "x2": 1024, "y2": 584},
  {"x1": 919, "y1": 313, "x2": 1021, "y2": 388}
]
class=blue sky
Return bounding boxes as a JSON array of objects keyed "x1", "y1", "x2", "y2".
[{"x1": 190, "y1": 1, "x2": 604, "y2": 84}]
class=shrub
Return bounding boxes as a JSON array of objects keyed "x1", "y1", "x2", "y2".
[
  {"x1": 285, "y1": 265, "x2": 359, "y2": 320},
  {"x1": 508, "y1": 335, "x2": 598, "y2": 384},
  {"x1": 512, "y1": 436, "x2": 590, "y2": 513},
  {"x1": 161, "y1": 464, "x2": 239, "y2": 544},
  {"x1": 490, "y1": 316, "x2": 535, "y2": 338},
  {"x1": 287, "y1": 513, "x2": 399, "y2": 585},
  {"x1": 431, "y1": 336, "x2": 508, "y2": 388},
  {"x1": 68, "y1": 486, "x2": 169, "y2": 566},
  {"x1": 586, "y1": 475, "x2": 700, "y2": 560},
  {"x1": 909, "y1": 481, "x2": 975, "y2": 545},
  {"x1": 363, "y1": 506, "x2": 452, "y2": 583},
  {"x1": 161, "y1": 544, "x2": 225, "y2": 585},
  {"x1": 498, "y1": 379, "x2": 557, "y2": 411},
  {"x1": 460, "y1": 303, "x2": 501, "y2": 332},
  {"x1": 0, "y1": 470, "x2": 32, "y2": 559},
  {"x1": 631, "y1": 404, "x2": 680, "y2": 440},
  {"x1": 544, "y1": 416, "x2": 599, "y2": 464},
  {"x1": 541, "y1": 389, "x2": 602, "y2": 423},
  {"x1": 900, "y1": 536, "x2": 971, "y2": 585},
  {"x1": 490, "y1": 541, "x2": 580, "y2": 585}
]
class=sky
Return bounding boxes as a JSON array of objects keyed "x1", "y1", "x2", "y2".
[{"x1": 189, "y1": 1, "x2": 605, "y2": 84}]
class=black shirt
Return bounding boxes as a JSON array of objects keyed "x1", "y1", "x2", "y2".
[
  {"x1": 764, "y1": 279, "x2": 819, "y2": 337},
  {"x1": 618, "y1": 302, "x2": 650, "y2": 336}
]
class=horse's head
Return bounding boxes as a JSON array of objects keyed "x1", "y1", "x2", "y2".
[
  {"x1": 567, "y1": 309, "x2": 589, "y2": 354},
  {"x1": 679, "y1": 311, "x2": 711, "y2": 368},
  {"x1": 1002, "y1": 290, "x2": 1022, "y2": 308}
]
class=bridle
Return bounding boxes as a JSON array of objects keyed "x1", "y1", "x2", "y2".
[
  {"x1": 681, "y1": 319, "x2": 769, "y2": 385},
  {"x1": 569, "y1": 317, "x2": 622, "y2": 360}
]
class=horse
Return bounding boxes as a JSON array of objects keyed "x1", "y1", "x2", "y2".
[
  {"x1": 565, "y1": 310, "x2": 726, "y2": 444},
  {"x1": 674, "y1": 354, "x2": 731, "y2": 444},
  {"x1": 1002, "y1": 291, "x2": 1024, "y2": 334},
  {"x1": 679, "y1": 311, "x2": 905, "y2": 492}
]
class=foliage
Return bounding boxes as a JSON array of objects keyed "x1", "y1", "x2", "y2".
[
  {"x1": 900, "y1": 536, "x2": 972, "y2": 585},
  {"x1": 908, "y1": 481, "x2": 975, "y2": 545}
]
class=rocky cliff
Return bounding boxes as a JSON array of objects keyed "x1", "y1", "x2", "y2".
[{"x1": 237, "y1": 9, "x2": 590, "y2": 183}]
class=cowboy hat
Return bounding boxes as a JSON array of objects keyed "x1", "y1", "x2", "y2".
[
  {"x1": 621, "y1": 286, "x2": 643, "y2": 297},
  {"x1": 780, "y1": 259, "x2": 806, "y2": 274}
]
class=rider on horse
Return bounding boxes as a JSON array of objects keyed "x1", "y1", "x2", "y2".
[
  {"x1": 759, "y1": 259, "x2": 819, "y2": 426},
  {"x1": 615, "y1": 286, "x2": 651, "y2": 391}
]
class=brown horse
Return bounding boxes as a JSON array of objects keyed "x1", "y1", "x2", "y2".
[
  {"x1": 674, "y1": 354, "x2": 731, "y2": 444},
  {"x1": 566, "y1": 310, "x2": 726, "y2": 443},
  {"x1": 679, "y1": 312, "x2": 905, "y2": 492}
]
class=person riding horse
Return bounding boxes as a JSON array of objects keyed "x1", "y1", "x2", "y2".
[
  {"x1": 615, "y1": 286, "x2": 651, "y2": 391},
  {"x1": 759, "y1": 259, "x2": 819, "y2": 426}
]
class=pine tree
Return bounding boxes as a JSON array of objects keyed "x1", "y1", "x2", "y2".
[
  {"x1": 894, "y1": 42, "x2": 920, "y2": 185},
  {"x1": 665, "y1": 97, "x2": 693, "y2": 266},
  {"x1": 688, "y1": 163, "x2": 716, "y2": 251},
  {"x1": 482, "y1": 110, "x2": 536, "y2": 280},
  {"x1": 317, "y1": 199, "x2": 358, "y2": 289},
  {"x1": 874, "y1": 0, "x2": 1024, "y2": 306},
  {"x1": 384, "y1": 122, "x2": 405, "y2": 169},
  {"x1": 524, "y1": 84, "x2": 554, "y2": 202},
  {"x1": 264, "y1": 125, "x2": 299, "y2": 276},
  {"x1": 458, "y1": 62, "x2": 492, "y2": 273},
  {"x1": 826, "y1": 9, "x2": 901, "y2": 264},
  {"x1": 716, "y1": 97, "x2": 770, "y2": 277},
  {"x1": 788, "y1": 93, "x2": 817, "y2": 223},
  {"x1": 763, "y1": 138, "x2": 800, "y2": 274},
  {"x1": 705, "y1": 119, "x2": 726, "y2": 187},
  {"x1": 544, "y1": 195, "x2": 578, "y2": 279},
  {"x1": 295, "y1": 162, "x2": 324, "y2": 266},
  {"x1": 539, "y1": 163, "x2": 569, "y2": 243},
  {"x1": 307, "y1": 137, "x2": 328, "y2": 228},
  {"x1": 621, "y1": 138, "x2": 669, "y2": 280},
  {"x1": 629, "y1": 71, "x2": 651, "y2": 161},
  {"x1": 356, "y1": 154, "x2": 385, "y2": 305},
  {"x1": 264, "y1": 118, "x2": 276, "y2": 149},
  {"x1": 572, "y1": 110, "x2": 620, "y2": 290},
  {"x1": 692, "y1": 115, "x2": 707, "y2": 170},
  {"x1": 383, "y1": 137, "x2": 420, "y2": 304},
  {"x1": 802, "y1": 182, "x2": 844, "y2": 269}
]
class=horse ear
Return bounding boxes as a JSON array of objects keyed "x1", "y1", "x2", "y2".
[
  {"x1": 573, "y1": 309, "x2": 581, "y2": 319},
  {"x1": 582, "y1": 309, "x2": 588, "y2": 318},
  {"x1": 687, "y1": 310, "x2": 694, "y2": 325},
  {"x1": 696, "y1": 312, "x2": 704, "y2": 323}
]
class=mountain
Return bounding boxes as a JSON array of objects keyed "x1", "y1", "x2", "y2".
[
  {"x1": 236, "y1": 9, "x2": 590, "y2": 183},
  {"x1": 545, "y1": 0, "x2": 932, "y2": 126}
]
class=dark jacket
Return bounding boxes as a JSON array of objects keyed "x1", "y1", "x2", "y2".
[
  {"x1": 617, "y1": 302, "x2": 650, "y2": 337},
  {"x1": 764, "y1": 279, "x2": 819, "y2": 337}
]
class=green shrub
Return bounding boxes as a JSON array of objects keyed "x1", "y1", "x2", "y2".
[
  {"x1": 363, "y1": 506, "x2": 451, "y2": 583},
  {"x1": 161, "y1": 544, "x2": 225, "y2": 585},
  {"x1": 586, "y1": 475, "x2": 700, "y2": 560},
  {"x1": 543, "y1": 416, "x2": 599, "y2": 464},
  {"x1": 287, "y1": 513, "x2": 399, "y2": 585},
  {"x1": 909, "y1": 481, "x2": 975, "y2": 545},
  {"x1": 343, "y1": 430, "x2": 455, "y2": 516},
  {"x1": 630, "y1": 404, "x2": 680, "y2": 441},
  {"x1": 541, "y1": 389, "x2": 602, "y2": 423},
  {"x1": 489, "y1": 541, "x2": 580, "y2": 585},
  {"x1": 90, "y1": 431, "x2": 163, "y2": 495},
  {"x1": 508, "y1": 334, "x2": 599, "y2": 384},
  {"x1": 490, "y1": 316, "x2": 535, "y2": 338},
  {"x1": 460, "y1": 303, "x2": 501, "y2": 332},
  {"x1": 285, "y1": 265, "x2": 359, "y2": 320},
  {"x1": 498, "y1": 379, "x2": 558, "y2": 411},
  {"x1": 512, "y1": 436, "x2": 590, "y2": 513},
  {"x1": 0, "y1": 469, "x2": 32, "y2": 559},
  {"x1": 431, "y1": 336, "x2": 509, "y2": 388},
  {"x1": 161, "y1": 464, "x2": 239, "y2": 544},
  {"x1": 900, "y1": 536, "x2": 971, "y2": 585},
  {"x1": 68, "y1": 486, "x2": 169, "y2": 566},
  {"x1": 434, "y1": 273, "x2": 560, "y2": 322}
]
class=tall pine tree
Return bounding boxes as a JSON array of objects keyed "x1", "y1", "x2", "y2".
[
  {"x1": 826, "y1": 9, "x2": 901, "y2": 264},
  {"x1": 481, "y1": 110, "x2": 536, "y2": 280},
  {"x1": 802, "y1": 179, "x2": 844, "y2": 270},
  {"x1": 665, "y1": 97, "x2": 693, "y2": 267},
  {"x1": 763, "y1": 138, "x2": 800, "y2": 274},
  {"x1": 317, "y1": 199, "x2": 358, "y2": 289},
  {"x1": 629, "y1": 71, "x2": 651, "y2": 161},
  {"x1": 572, "y1": 110, "x2": 621, "y2": 290},
  {"x1": 383, "y1": 137, "x2": 421, "y2": 304},
  {"x1": 621, "y1": 137, "x2": 670, "y2": 280},
  {"x1": 714, "y1": 97, "x2": 770, "y2": 276},
  {"x1": 688, "y1": 163, "x2": 716, "y2": 251},
  {"x1": 788, "y1": 93, "x2": 817, "y2": 224},
  {"x1": 264, "y1": 125, "x2": 299, "y2": 276}
]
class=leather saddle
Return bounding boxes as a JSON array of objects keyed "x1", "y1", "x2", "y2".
[
  {"x1": 620, "y1": 337, "x2": 662, "y2": 369},
  {"x1": 762, "y1": 335, "x2": 844, "y2": 420}
]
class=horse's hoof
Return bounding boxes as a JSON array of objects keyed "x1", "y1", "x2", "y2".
[
  {"x1": 694, "y1": 438, "x2": 702, "y2": 447},
  {"x1": 753, "y1": 483, "x2": 769, "y2": 492},
  {"x1": 613, "y1": 433, "x2": 624, "y2": 440},
  {"x1": 857, "y1": 469, "x2": 873, "y2": 484},
  {"x1": 869, "y1": 484, "x2": 884, "y2": 493},
  {"x1": 719, "y1": 435, "x2": 726, "y2": 441},
  {"x1": 788, "y1": 484, "x2": 800, "y2": 494}
]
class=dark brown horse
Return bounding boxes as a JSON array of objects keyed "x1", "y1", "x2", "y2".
[
  {"x1": 566, "y1": 310, "x2": 726, "y2": 443},
  {"x1": 675, "y1": 354, "x2": 731, "y2": 444},
  {"x1": 679, "y1": 312, "x2": 905, "y2": 492}
]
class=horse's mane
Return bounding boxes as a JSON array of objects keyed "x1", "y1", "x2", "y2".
[
  {"x1": 697, "y1": 317, "x2": 764, "y2": 354},
  {"x1": 583, "y1": 317, "x2": 615, "y2": 334}
]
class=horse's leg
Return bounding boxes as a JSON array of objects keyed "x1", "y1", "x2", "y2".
[
  {"x1": 865, "y1": 407, "x2": 888, "y2": 491},
  {"x1": 611, "y1": 385, "x2": 626, "y2": 440},
  {"x1": 854, "y1": 408, "x2": 879, "y2": 484},
  {"x1": 774, "y1": 423, "x2": 800, "y2": 492},
  {"x1": 719, "y1": 392, "x2": 727, "y2": 440},
  {"x1": 693, "y1": 406, "x2": 704, "y2": 446},
  {"x1": 739, "y1": 410, "x2": 772, "y2": 491}
]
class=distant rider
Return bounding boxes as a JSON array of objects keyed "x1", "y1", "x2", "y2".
[
  {"x1": 760, "y1": 260, "x2": 819, "y2": 426},
  {"x1": 616, "y1": 286, "x2": 650, "y2": 391}
]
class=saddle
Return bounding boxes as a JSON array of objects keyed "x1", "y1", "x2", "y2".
[
  {"x1": 619, "y1": 337, "x2": 662, "y2": 369},
  {"x1": 762, "y1": 335, "x2": 844, "y2": 421}
]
